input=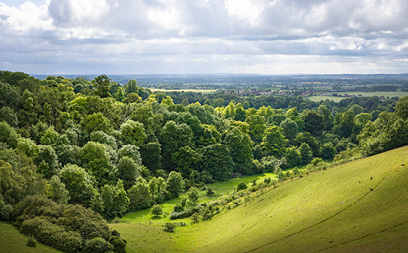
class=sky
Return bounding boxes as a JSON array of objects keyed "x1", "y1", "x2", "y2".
[{"x1": 0, "y1": 0, "x2": 408, "y2": 75}]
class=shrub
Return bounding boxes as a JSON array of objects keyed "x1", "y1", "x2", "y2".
[
  {"x1": 26, "y1": 236, "x2": 36, "y2": 247},
  {"x1": 236, "y1": 182, "x2": 247, "y2": 191},
  {"x1": 109, "y1": 235, "x2": 127, "y2": 253},
  {"x1": 164, "y1": 223, "x2": 176, "y2": 232},
  {"x1": 169, "y1": 208, "x2": 196, "y2": 220},
  {"x1": 173, "y1": 204, "x2": 184, "y2": 213},
  {"x1": 206, "y1": 187, "x2": 214, "y2": 195},
  {"x1": 151, "y1": 205, "x2": 163, "y2": 216},
  {"x1": 83, "y1": 237, "x2": 114, "y2": 253}
]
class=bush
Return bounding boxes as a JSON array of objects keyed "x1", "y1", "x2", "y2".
[
  {"x1": 26, "y1": 236, "x2": 36, "y2": 247},
  {"x1": 169, "y1": 208, "x2": 196, "y2": 220},
  {"x1": 236, "y1": 182, "x2": 247, "y2": 191},
  {"x1": 109, "y1": 235, "x2": 127, "y2": 253},
  {"x1": 83, "y1": 237, "x2": 114, "y2": 253},
  {"x1": 163, "y1": 222, "x2": 176, "y2": 232},
  {"x1": 206, "y1": 187, "x2": 214, "y2": 195},
  {"x1": 151, "y1": 205, "x2": 163, "y2": 216},
  {"x1": 173, "y1": 203, "x2": 184, "y2": 213}
]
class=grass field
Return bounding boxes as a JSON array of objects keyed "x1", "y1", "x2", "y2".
[
  {"x1": 309, "y1": 91, "x2": 408, "y2": 102},
  {"x1": 112, "y1": 146, "x2": 408, "y2": 252},
  {"x1": 0, "y1": 222, "x2": 60, "y2": 253},
  {"x1": 149, "y1": 88, "x2": 217, "y2": 94}
]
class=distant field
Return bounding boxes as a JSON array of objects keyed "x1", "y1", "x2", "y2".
[
  {"x1": 149, "y1": 88, "x2": 217, "y2": 94},
  {"x1": 0, "y1": 222, "x2": 60, "y2": 253},
  {"x1": 113, "y1": 146, "x2": 408, "y2": 252},
  {"x1": 309, "y1": 91, "x2": 408, "y2": 102}
]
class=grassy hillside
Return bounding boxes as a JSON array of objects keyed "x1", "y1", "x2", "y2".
[
  {"x1": 0, "y1": 222, "x2": 60, "y2": 253},
  {"x1": 112, "y1": 146, "x2": 408, "y2": 252}
]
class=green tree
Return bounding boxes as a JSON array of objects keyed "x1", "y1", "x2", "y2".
[
  {"x1": 120, "y1": 119, "x2": 147, "y2": 146},
  {"x1": 82, "y1": 112, "x2": 111, "y2": 133},
  {"x1": 117, "y1": 156, "x2": 140, "y2": 190},
  {"x1": 186, "y1": 187, "x2": 199, "y2": 207},
  {"x1": 36, "y1": 145, "x2": 58, "y2": 178},
  {"x1": 285, "y1": 146, "x2": 301, "y2": 168},
  {"x1": 172, "y1": 146, "x2": 202, "y2": 178},
  {"x1": 59, "y1": 164, "x2": 95, "y2": 207},
  {"x1": 201, "y1": 144, "x2": 233, "y2": 181},
  {"x1": 151, "y1": 205, "x2": 163, "y2": 216},
  {"x1": 318, "y1": 105, "x2": 334, "y2": 131},
  {"x1": 92, "y1": 75, "x2": 111, "y2": 98},
  {"x1": 261, "y1": 126, "x2": 287, "y2": 158},
  {"x1": 280, "y1": 118, "x2": 298, "y2": 141},
  {"x1": 301, "y1": 110, "x2": 325, "y2": 136},
  {"x1": 128, "y1": 177, "x2": 151, "y2": 211},
  {"x1": 395, "y1": 96, "x2": 408, "y2": 119},
  {"x1": 81, "y1": 142, "x2": 112, "y2": 187},
  {"x1": 47, "y1": 175, "x2": 70, "y2": 204},
  {"x1": 298, "y1": 143, "x2": 313, "y2": 165},
  {"x1": 0, "y1": 121, "x2": 19, "y2": 148},
  {"x1": 320, "y1": 142, "x2": 336, "y2": 159},
  {"x1": 140, "y1": 142, "x2": 162, "y2": 173},
  {"x1": 166, "y1": 171, "x2": 185, "y2": 199}
]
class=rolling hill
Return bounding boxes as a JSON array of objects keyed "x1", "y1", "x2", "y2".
[{"x1": 112, "y1": 146, "x2": 408, "y2": 252}]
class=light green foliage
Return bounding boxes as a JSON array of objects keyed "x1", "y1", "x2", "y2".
[
  {"x1": 395, "y1": 95, "x2": 408, "y2": 119},
  {"x1": 81, "y1": 141, "x2": 112, "y2": 186},
  {"x1": 166, "y1": 171, "x2": 185, "y2": 199},
  {"x1": 90, "y1": 131, "x2": 117, "y2": 149},
  {"x1": 0, "y1": 106, "x2": 18, "y2": 127},
  {"x1": 285, "y1": 146, "x2": 301, "y2": 168},
  {"x1": 186, "y1": 187, "x2": 199, "y2": 207},
  {"x1": 17, "y1": 137, "x2": 39, "y2": 158},
  {"x1": 120, "y1": 119, "x2": 147, "y2": 146},
  {"x1": 39, "y1": 126, "x2": 59, "y2": 146},
  {"x1": 0, "y1": 121, "x2": 19, "y2": 148},
  {"x1": 82, "y1": 112, "x2": 111, "y2": 133},
  {"x1": 128, "y1": 177, "x2": 152, "y2": 211},
  {"x1": 320, "y1": 142, "x2": 337, "y2": 159},
  {"x1": 318, "y1": 104, "x2": 334, "y2": 130}
]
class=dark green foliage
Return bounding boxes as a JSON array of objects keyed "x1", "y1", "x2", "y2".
[
  {"x1": 109, "y1": 235, "x2": 127, "y2": 253},
  {"x1": 166, "y1": 171, "x2": 185, "y2": 198},
  {"x1": 151, "y1": 205, "x2": 163, "y2": 216},
  {"x1": 237, "y1": 182, "x2": 248, "y2": 191},
  {"x1": 164, "y1": 222, "x2": 176, "y2": 232},
  {"x1": 301, "y1": 110, "x2": 325, "y2": 136},
  {"x1": 201, "y1": 144, "x2": 233, "y2": 181},
  {"x1": 83, "y1": 237, "x2": 113, "y2": 253}
]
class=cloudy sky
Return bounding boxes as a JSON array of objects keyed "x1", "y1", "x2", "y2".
[{"x1": 1, "y1": 0, "x2": 408, "y2": 75}]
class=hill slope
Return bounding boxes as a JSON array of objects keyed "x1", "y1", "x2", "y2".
[{"x1": 113, "y1": 146, "x2": 408, "y2": 252}]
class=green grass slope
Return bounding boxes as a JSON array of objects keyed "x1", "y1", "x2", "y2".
[
  {"x1": 113, "y1": 146, "x2": 408, "y2": 252},
  {"x1": 0, "y1": 222, "x2": 60, "y2": 253}
]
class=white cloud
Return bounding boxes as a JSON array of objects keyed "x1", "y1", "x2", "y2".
[{"x1": 1, "y1": 0, "x2": 408, "y2": 74}]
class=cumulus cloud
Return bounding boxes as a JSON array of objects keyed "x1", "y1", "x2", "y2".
[{"x1": 0, "y1": 0, "x2": 408, "y2": 74}]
